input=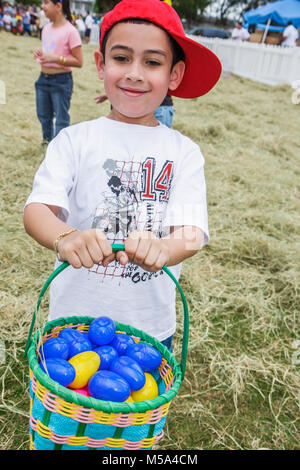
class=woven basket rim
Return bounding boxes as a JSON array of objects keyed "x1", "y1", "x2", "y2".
[{"x1": 28, "y1": 315, "x2": 183, "y2": 413}]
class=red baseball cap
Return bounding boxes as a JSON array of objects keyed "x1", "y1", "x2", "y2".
[{"x1": 99, "y1": 0, "x2": 222, "y2": 99}]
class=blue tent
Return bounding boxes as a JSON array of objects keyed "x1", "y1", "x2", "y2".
[{"x1": 243, "y1": 0, "x2": 300, "y2": 28}]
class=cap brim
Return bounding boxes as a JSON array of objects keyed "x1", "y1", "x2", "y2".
[{"x1": 168, "y1": 33, "x2": 222, "y2": 99}]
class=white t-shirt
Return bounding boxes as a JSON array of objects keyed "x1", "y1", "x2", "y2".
[
  {"x1": 3, "y1": 13, "x2": 12, "y2": 24},
  {"x1": 75, "y1": 18, "x2": 85, "y2": 32},
  {"x1": 282, "y1": 25, "x2": 299, "y2": 47},
  {"x1": 231, "y1": 27, "x2": 250, "y2": 41},
  {"x1": 85, "y1": 14, "x2": 93, "y2": 29},
  {"x1": 25, "y1": 117, "x2": 209, "y2": 341},
  {"x1": 39, "y1": 10, "x2": 49, "y2": 29}
]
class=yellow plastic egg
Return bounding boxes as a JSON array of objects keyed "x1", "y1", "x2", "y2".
[
  {"x1": 123, "y1": 395, "x2": 134, "y2": 403},
  {"x1": 68, "y1": 351, "x2": 100, "y2": 389},
  {"x1": 131, "y1": 373, "x2": 158, "y2": 402}
]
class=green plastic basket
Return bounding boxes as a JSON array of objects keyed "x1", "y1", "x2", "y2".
[{"x1": 25, "y1": 244, "x2": 189, "y2": 450}]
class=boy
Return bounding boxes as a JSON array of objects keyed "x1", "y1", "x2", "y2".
[{"x1": 24, "y1": 0, "x2": 221, "y2": 346}]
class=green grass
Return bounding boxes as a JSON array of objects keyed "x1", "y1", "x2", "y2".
[{"x1": 0, "y1": 32, "x2": 299, "y2": 450}]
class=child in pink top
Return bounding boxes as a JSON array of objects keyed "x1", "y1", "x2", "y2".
[{"x1": 33, "y1": 0, "x2": 83, "y2": 143}]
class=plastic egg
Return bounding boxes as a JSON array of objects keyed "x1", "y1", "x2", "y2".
[
  {"x1": 110, "y1": 356, "x2": 146, "y2": 391},
  {"x1": 68, "y1": 351, "x2": 100, "y2": 389},
  {"x1": 93, "y1": 345, "x2": 118, "y2": 370},
  {"x1": 58, "y1": 328, "x2": 86, "y2": 345},
  {"x1": 88, "y1": 316, "x2": 116, "y2": 346},
  {"x1": 72, "y1": 386, "x2": 90, "y2": 397},
  {"x1": 110, "y1": 333, "x2": 135, "y2": 356},
  {"x1": 131, "y1": 373, "x2": 159, "y2": 402},
  {"x1": 88, "y1": 370, "x2": 130, "y2": 402},
  {"x1": 126, "y1": 343, "x2": 162, "y2": 371},
  {"x1": 41, "y1": 337, "x2": 69, "y2": 360},
  {"x1": 68, "y1": 337, "x2": 93, "y2": 358},
  {"x1": 40, "y1": 358, "x2": 76, "y2": 387},
  {"x1": 123, "y1": 395, "x2": 134, "y2": 403}
]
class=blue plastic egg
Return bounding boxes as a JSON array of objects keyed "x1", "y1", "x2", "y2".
[
  {"x1": 93, "y1": 345, "x2": 118, "y2": 370},
  {"x1": 41, "y1": 337, "x2": 69, "y2": 360},
  {"x1": 88, "y1": 370, "x2": 130, "y2": 402},
  {"x1": 110, "y1": 333, "x2": 135, "y2": 356},
  {"x1": 58, "y1": 328, "x2": 86, "y2": 345},
  {"x1": 68, "y1": 337, "x2": 93, "y2": 358},
  {"x1": 88, "y1": 317, "x2": 116, "y2": 346},
  {"x1": 110, "y1": 356, "x2": 146, "y2": 391},
  {"x1": 126, "y1": 343, "x2": 162, "y2": 371},
  {"x1": 40, "y1": 358, "x2": 76, "y2": 387}
]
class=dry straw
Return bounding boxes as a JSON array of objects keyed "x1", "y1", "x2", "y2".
[{"x1": 0, "y1": 33, "x2": 299, "y2": 450}]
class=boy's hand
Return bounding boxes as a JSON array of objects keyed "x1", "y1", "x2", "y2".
[
  {"x1": 117, "y1": 231, "x2": 170, "y2": 272},
  {"x1": 57, "y1": 229, "x2": 115, "y2": 269}
]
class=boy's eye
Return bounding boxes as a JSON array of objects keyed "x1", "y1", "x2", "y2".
[
  {"x1": 113, "y1": 55, "x2": 129, "y2": 62},
  {"x1": 146, "y1": 60, "x2": 161, "y2": 67}
]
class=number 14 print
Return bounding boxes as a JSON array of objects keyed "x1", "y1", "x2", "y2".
[{"x1": 140, "y1": 158, "x2": 174, "y2": 202}]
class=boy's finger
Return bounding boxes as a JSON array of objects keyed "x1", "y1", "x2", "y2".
[
  {"x1": 75, "y1": 245, "x2": 95, "y2": 269},
  {"x1": 86, "y1": 238, "x2": 105, "y2": 264},
  {"x1": 143, "y1": 243, "x2": 160, "y2": 268},
  {"x1": 124, "y1": 232, "x2": 140, "y2": 260},
  {"x1": 116, "y1": 250, "x2": 129, "y2": 265},
  {"x1": 95, "y1": 229, "x2": 113, "y2": 258},
  {"x1": 67, "y1": 252, "x2": 83, "y2": 269},
  {"x1": 152, "y1": 250, "x2": 167, "y2": 272},
  {"x1": 131, "y1": 238, "x2": 151, "y2": 265},
  {"x1": 102, "y1": 252, "x2": 116, "y2": 267}
]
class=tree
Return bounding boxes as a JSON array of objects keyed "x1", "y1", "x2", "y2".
[
  {"x1": 211, "y1": 0, "x2": 270, "y2": 24},
  {"x1": 94, "y1": 0, "x2": 121, "y2": 14},
  {"x1": 173, "y1": 0, "x2": 212, "y2": 21}
]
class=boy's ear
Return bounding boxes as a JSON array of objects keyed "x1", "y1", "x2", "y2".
[
  {"x1": 168, "y1": 60, "x2": 185, "y2": 92},
  {"x1": 94, "y1": 50, "x2": 105, "y2": 79}
]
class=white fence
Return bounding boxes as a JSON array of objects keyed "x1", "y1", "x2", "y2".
[
  {"x1": 188, "y1": 35, "x2": 300, "y2": 87},
  {"x1": 89, "y1": 25, "x2": 300, "y2": 87}
]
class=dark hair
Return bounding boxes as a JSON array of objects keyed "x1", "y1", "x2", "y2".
[
  {"x1": 101, "y1": 18, "x2": 185, "y2": 68},
  {"x1": 52, "y1": 0, "x2": 72, "y2": 23}
]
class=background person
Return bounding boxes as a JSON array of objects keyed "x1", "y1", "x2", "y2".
[
  {"x1": 75, "y1": 14, "x2": 85, "y2": 39},
  {"x1": 38, "y1": 6, "x2": 49, "y2": 39},
  {"x1": 231, "y1": 21, "x2": 250, "y2": 41},
  {"x1": 84, "y1": 10, "x2": 93, "y2": 43},
  {"x1": 33, "y1": 0, "x2": 83, "y2": 143},
  {"x1": 280, "y1": 21, "x2": 299, "y2": 47}
]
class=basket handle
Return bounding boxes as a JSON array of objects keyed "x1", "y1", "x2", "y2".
[{"x1": 24, "y1": 243, "x2": 189, "y2": 379}]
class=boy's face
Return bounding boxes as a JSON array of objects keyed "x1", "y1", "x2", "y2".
[{"x1": 95, "y1": 22, "x2": 185, "y2": 126}]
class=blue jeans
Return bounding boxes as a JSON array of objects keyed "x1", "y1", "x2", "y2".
[
  {"x1": 154, "y1": 105, "x2": 175, "y2": 128},
  {"x1": 35, "y1": 72, "x2": 73, "y2": 142},
  {"x1": 161, "y1": 335, "x2": 173, "y2": 352}
]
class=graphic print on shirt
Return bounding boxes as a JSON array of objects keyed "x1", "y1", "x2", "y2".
[
  {"x1": 42, "y1": 32, "x2": 56, "y2": 53},
  {"x1": 90, "y1": 157, "x2": 174, "y2": 283}
]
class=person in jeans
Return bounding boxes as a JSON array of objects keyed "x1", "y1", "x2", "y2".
[{"x1": 33, "y1": 0, "x2": 83, "y2": 144}]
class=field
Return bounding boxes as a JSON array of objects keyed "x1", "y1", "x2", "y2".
[{"x1": 0, "y1": 32, "x2": 299, "y2": 450}]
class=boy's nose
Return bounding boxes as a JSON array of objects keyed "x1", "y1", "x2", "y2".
[{"x1": 124, "y1": 62, "x2": 144, "y2": 82}]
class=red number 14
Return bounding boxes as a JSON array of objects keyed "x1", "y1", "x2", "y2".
[{"x1": 141, "y1": 158, "x2": 173, "y2": 201}]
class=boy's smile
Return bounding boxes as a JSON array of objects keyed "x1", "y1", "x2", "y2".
[{"x1": 95, "y1": 22, "x2": 185, "y2": 126}]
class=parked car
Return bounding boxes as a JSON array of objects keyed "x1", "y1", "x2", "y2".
[{"x1": 188, "y1": 27, "x2": 229, "y2": 39}]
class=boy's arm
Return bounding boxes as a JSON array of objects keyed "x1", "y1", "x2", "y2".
[
  {"x1": 117, "y1": 226, "x2": 203, "y2": 272},
  {"x1": 23, "y1": 202, "x2": 114, "y2": 268},
  {"x1": 163, "y1": 225, "x2": 203, "y2": 264}
]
